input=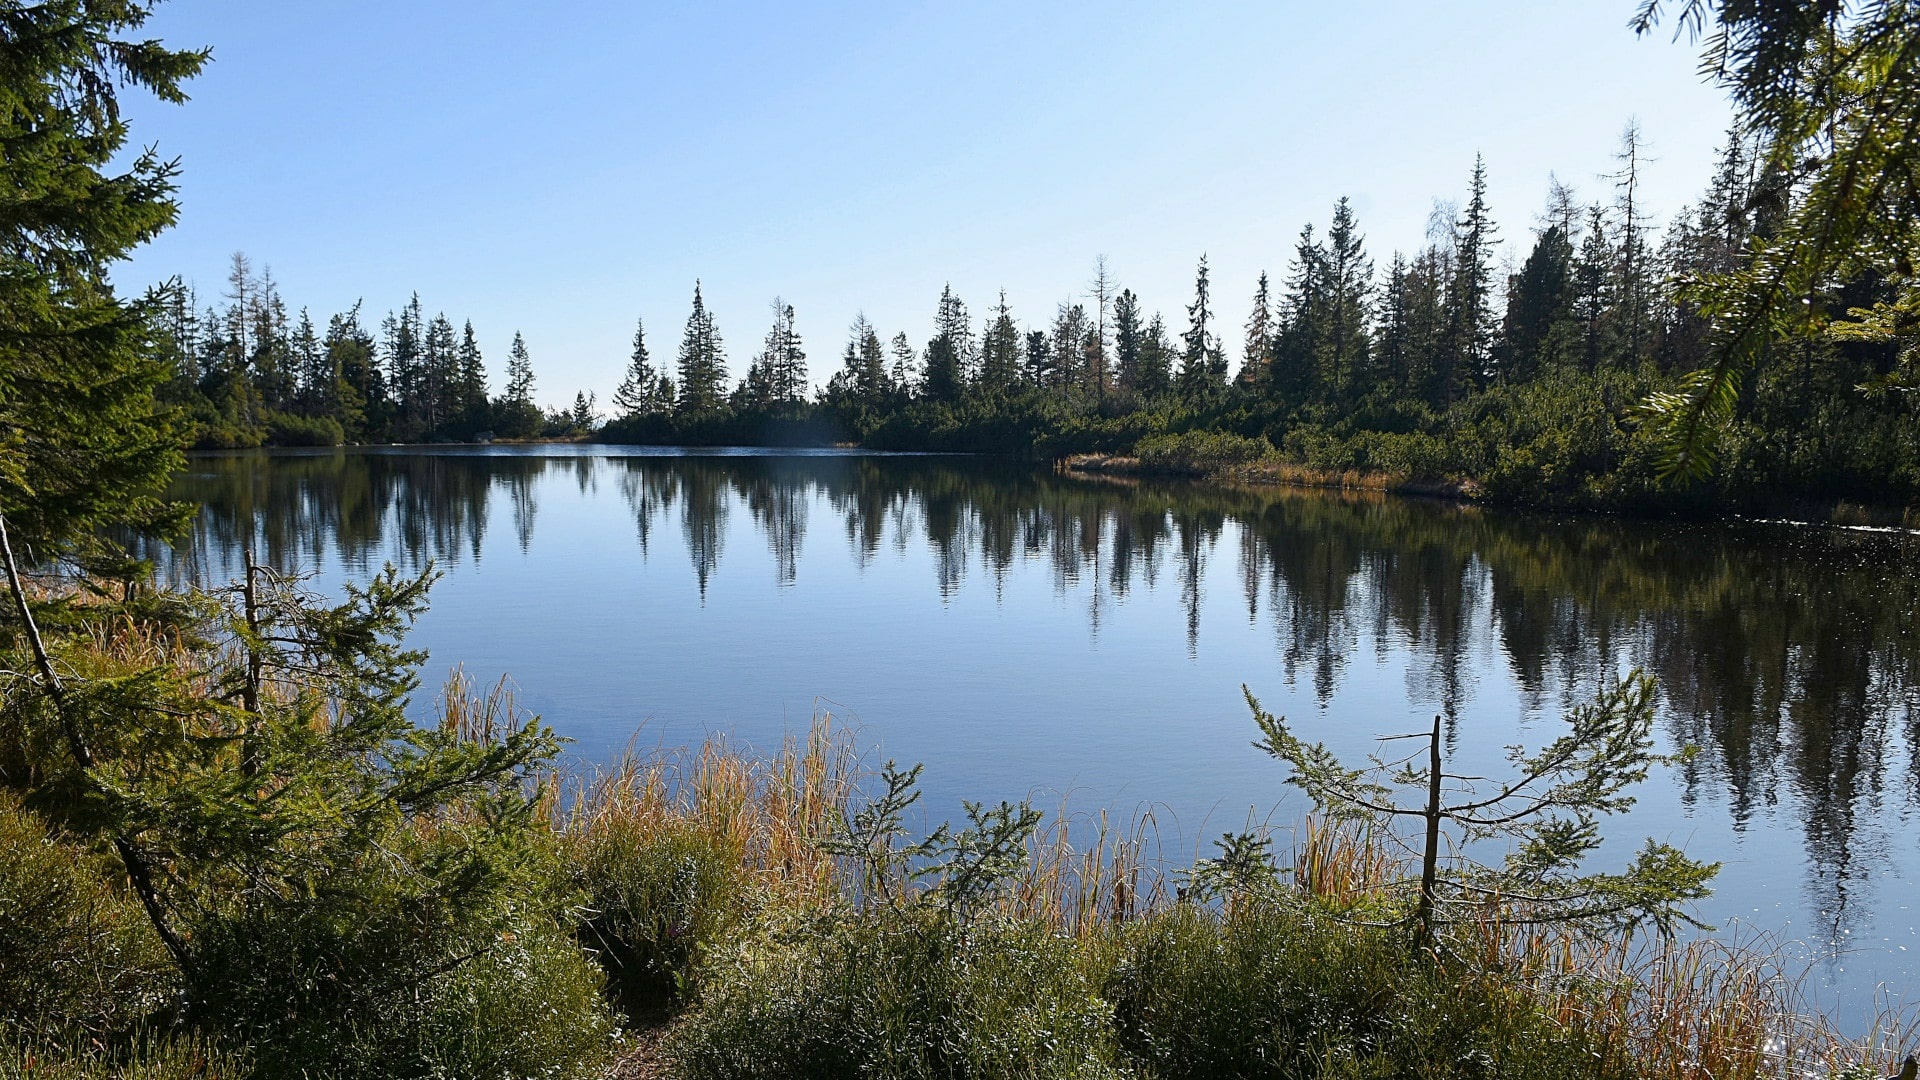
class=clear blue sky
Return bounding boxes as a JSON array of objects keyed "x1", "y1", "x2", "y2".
[{"x1": 120, "y1": 1, "x2": 1732, "y2": 410}]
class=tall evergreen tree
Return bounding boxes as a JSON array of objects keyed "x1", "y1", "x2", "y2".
[
  {"x1": 1177, "y1": 255, "x2": 1225, "y2": 403},
  {"x1": 1136, "y1": 313, "x2": 1175, "y2": 398},
  {"x1": 1500, "y1": 224, "x2": 1577, "y2": 381},
  {"x1": 613, "y1": 317, "x2": 658, "y2": 418},
  {"x1": 1050, "y1": 302, "x2": 1089, "y2": 393},
  {"x1": 1572, "y1": 205, "x2": 1616, "y2": 373},
  {"x1": 1437, "y1": 155, "x2": 1498, "y2": 402},
  {"x1": 1023, "y1": 330, "x2": 1055, "y2": 388},
  {"x1": 423, "y1": 313, "x2": 457, "y2": 432},
  {"x1": 979, "y1": 290, "x2": 1022, "y2": 394},
  {"x1": 1316, "y1": 197, "x2": 1374, "y2": 405},
  {"x1": 1113, "y1": 288, "x2": 1144, "y2": 394},
  {"x1": 453, "y1": 320, "x2": 489, "y2": 432},
  {"x1": 922, "y1": 285, "x2": 970, "y2": 401},
  {"x1": 675, "y1": 282, "x2": 728, "y2": 413},
  {"x1": 1271, "y1": 228, "x2": 1325, "y2": 407},
  {"x1": 292, "y1": 308, "x2": 326, "y2": 417},
  {"x1": 495, "y1": 330, "x2": 541, "y2": 437},
  {"x1": 1239, "y1": 271, "x2": 1274, "y2": 390},
  {"x1": 325, "y1": 303, "x2": 376, "y2": 439},
  {"x1": 889, "y1": 332, "x2": 916, "y2": 394}
]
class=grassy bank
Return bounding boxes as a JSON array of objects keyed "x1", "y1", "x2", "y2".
[
  {"x1": 3, "y1": 664, "x2": 1912, "y2": 1079},
  {"x1": 1063, "y1": 429, "x2": 1920, "y2": 528}
]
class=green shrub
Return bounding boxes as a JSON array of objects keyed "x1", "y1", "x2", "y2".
[
  {"x1": 1108, "y1": 901, "x2": 1632, "y2": 1080},
  {"x1": 189, "y1": 872, "x2": 614, "y2": 1080},
  {"x1": 1136, "y1": 430, "x2": 1275, "y2": 474},
  {"x1": 667, "y1": 909, "x2": 1124, "y2": 1080},
  {"x1": 572, "y1": 817, "x2": 751, "y2": 1017},
  {"x1": 262, "y1": 410, "x2": 344, "y2": 447},
  {"x1": 0, "y1": 793, "x2": 177, "y2": 1040}
]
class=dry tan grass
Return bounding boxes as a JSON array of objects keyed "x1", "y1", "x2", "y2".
[{"x1": 561, "y1": 712, "x2": 854, "y2": 909}]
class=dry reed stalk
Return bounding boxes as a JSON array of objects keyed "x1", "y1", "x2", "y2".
[
  {"x1": 563, "y1": 713, "x2": 855, "y2": 907},
  {"x1": 1005, "y1": 808, "x2": 1166, "y2": 936}
]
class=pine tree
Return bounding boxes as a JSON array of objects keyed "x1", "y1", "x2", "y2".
[
  {"x1": 889, "y1": 332, "x2": 916, "y2": 396},
  {"x1": 454, "y1": 320, "x2": 488, "y2": 433},
  {"x1": 1023, "y1": 330, "x2": 1055, "y2": 388},
  {"x1": 0, "y1": 1, "x2": 207, "y2": 553},
  {"x1": 1239, "y1": 271, "x2": 1274, "y2": 391},
  {"x1": 1050, "y1": 302, "x2": 1089, "y2": 393},
  {"x1": 1501, "y1": 224, "x2": 1577, "y2": 381},
  {"x1": 1317, "y1": 197, "x2": 1374, "y2": 405},
  {"x1": 772, "y1": 302, "x2": 806, "y2": 404},
  {"x1": 1177, "y1": 256, "x2": 1224, "y2": 404},
  {"x1": 423, "y1": 313, "x2": 457, "y2": 433},
  {"x1": 1136, "y1": 313, "x2": 1175, "y2": 398},
  {"x1": 292, "y1": 309, "x2": 327, "y2": 417},
  {"x1": 1113, "y1": 288, "x2": 1144, "y2": 393},
  {"x1": 570, "y1": 390, "x2": 599, "y2": 431},
  {"x1": 613, "y1": 317, "x2": 658, "y2": 418},
  {"x1": 922, "y1": 285, "x2": 970, "y2": 402},
  {"x1": 506, "y1": 332, "x2": 535, "y2": 405},
  {"x1": 1438, "y1": 155, "x2": 1498, "y2": 401},
  {"x1": 325, "y1": 303, "x2": 375, "y2": 439},
  {"x1": 675, "y1": 282, "x2": 728, "y2": 413},
  {"x1": 979, "y1": 290, "x2": 1022, "y2": 394},
  {"x1": 496, "y1": 331, "x2": 541, "y2": 437},
  {"x1": 1271, "y1": 225, "x2": 1325, "y2": 408},
  {"x1": 1572, "y1": 205, "x2": 1616, "y2": 373}
]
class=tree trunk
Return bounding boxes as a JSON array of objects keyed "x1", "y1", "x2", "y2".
[{"x1": 1415, "y1": 712, "x2": 1443, "y2": 947}]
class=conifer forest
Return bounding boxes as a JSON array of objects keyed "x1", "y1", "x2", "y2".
[{"x1": 6, "y1": 2, "x2": 1920, "y2": 1079}]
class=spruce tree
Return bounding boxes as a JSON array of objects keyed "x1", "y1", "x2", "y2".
[
  {"x1": 1239, "y1": 271, "x2": 1274, "y2": 391},
  {"x1": 1501, "y1": 224, "x2": 1576, "y2": 381},
  {"x1": 0, "y1": 1, "x2": 207, "y2": 553},
  {"x1": 613, "y1": 317, "x2": 657, "y2": 418},
  {"x1": 1136, "y1": 313, "x2": 1175, "y2": 398},
  {"x1": 1050, "y1": 302, "x2": 1089, "y2": 393},
  {"x1": 455, "y1": 320, "x2": 488, "y2": 428},
  {"x1": 889, "y1": 331, "x2": 916, "y2": 396},
  {"x1": 292, "y1": 309, "x2": 327, "y2": 417},
  {"x1": 1572, "y1": 206, "x2": 1616, "y2": 373},
  {"x1": 423, "y1": 313, "x2": 457, "y2": 432},
  {"x1": 979, "y1": 290, "x2": 1022, "y2": 394},
  {"x1": 1113, "y1": 288, "x2": 1144, "y2": 393},
  {"x1": 1271, "y1": 225, "x2": 1325, "y2": 409},
  {"x1": 1317, "y1": 197, "x2": 1374, "y2": 405},
  {"x1": 495, "y1": 331, "x2": 541, "y2": 437},
  {"x1": 1177, "y1": 255, "x2": 1224, "y2": 404},
  {"x1": 1438, "y1": 155, "x2": 1498, "y2": 401},
  {"x1": 325, "y1": 303, "x2": 375, "y2": 439},
  {"x1": 922, "y1": 285, "x2": 969, "y2": 401},
  {"x1": 675, "y1": 281, "x2": 728, "y2": 413},
  {"x1": 1023, "y1": 330, "x2": 1055, "y2": 388}
]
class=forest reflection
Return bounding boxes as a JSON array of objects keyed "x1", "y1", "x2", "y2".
[{"x1": 163, "y1": 448, "x2": 1920, "y2": 932}]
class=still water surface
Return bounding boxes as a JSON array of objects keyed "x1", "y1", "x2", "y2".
[{"x1": 163, "y1": 446, "x2": 1920, "y2": 1015}]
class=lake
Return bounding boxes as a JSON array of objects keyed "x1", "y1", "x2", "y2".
[{"x1": 160, "y1": 445, "x2": 1920, "y2": 1016}]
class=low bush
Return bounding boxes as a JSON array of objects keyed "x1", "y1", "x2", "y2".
[
  {"x1": 0, "y1": 793, "x2": 177, "y2": 1040},
  {"x1": 1108, "y1": 901, "x2": 1629, "y2": 1080},
  {"x1": 261, "y1": 410, "x2": 345, "y2": 447},
  {"x1": 572, "y1": 815, "x2": 751, "y2": 1016},
  {"x1": 667, "y1": 908, "x2": 1124, "y2": 1080},
  {"x1": 1136, "y1": 430, "x2": 1275, "y2": 474},
  {"x1": 190, "y1": 884, "x2": 614, "y2": 1080}
]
